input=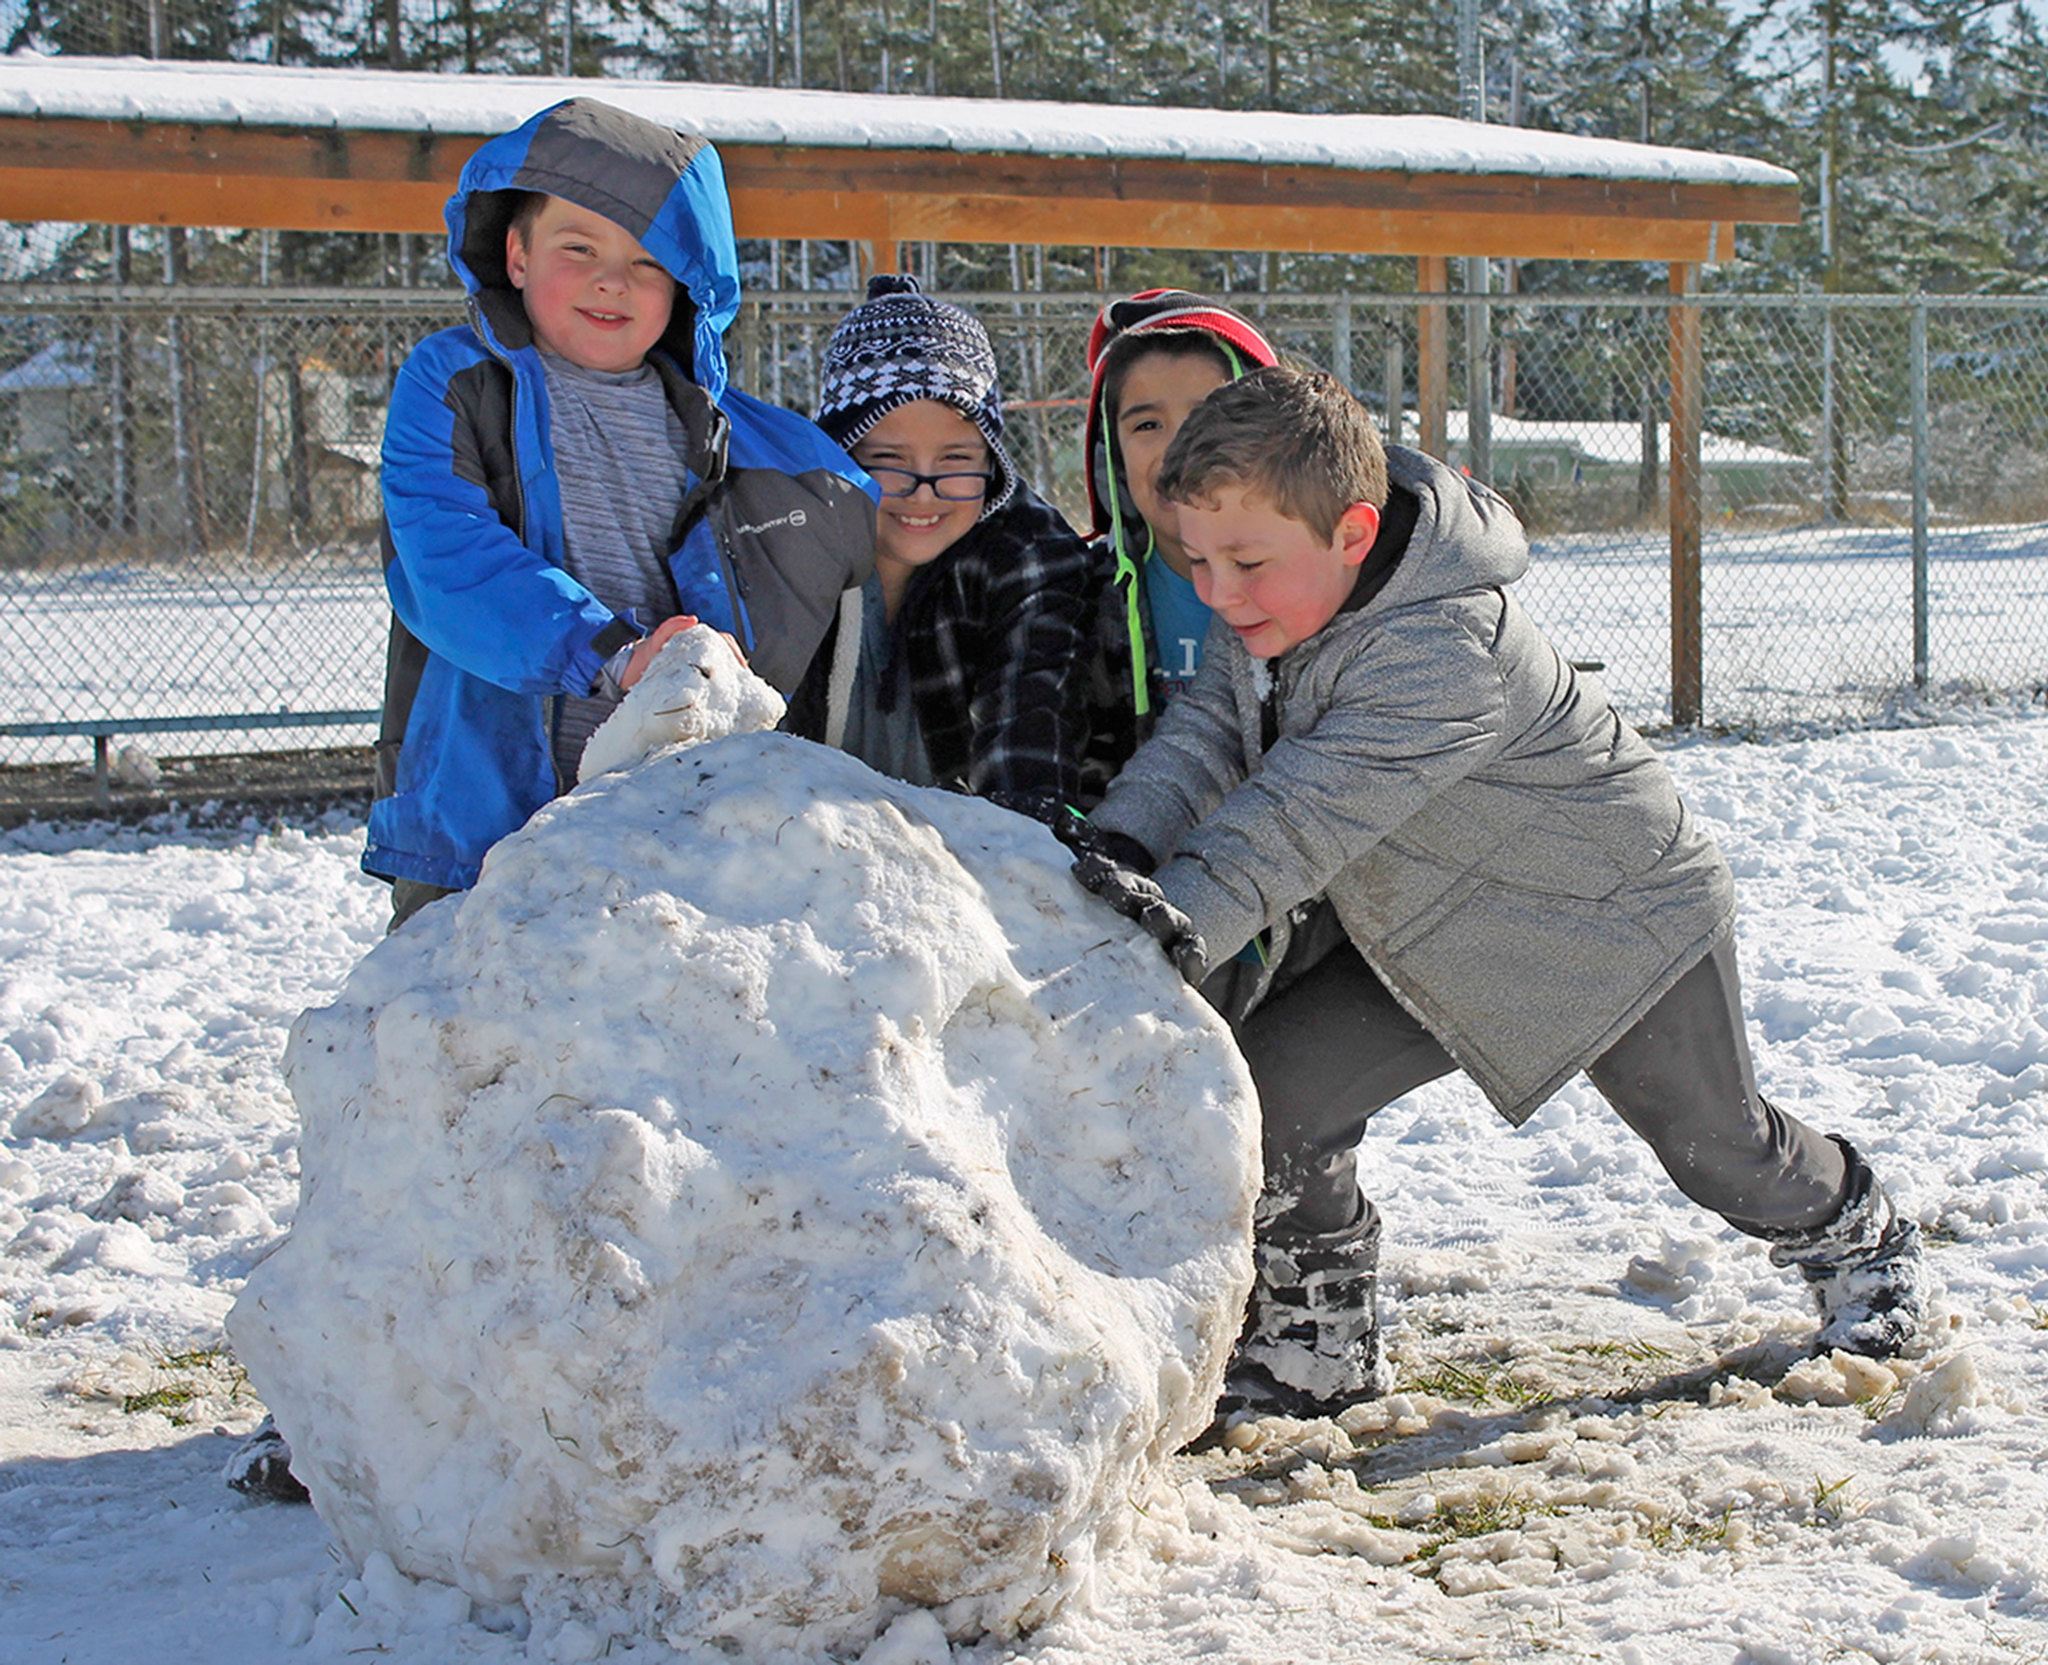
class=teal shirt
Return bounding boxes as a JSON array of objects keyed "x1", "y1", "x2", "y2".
[
  {"x1": 1137, "y1": 550, "x2": 1262, "y2": 967},
  {"x1": 1142, "y1": 554, "x2": 1212, "y2": 697}
]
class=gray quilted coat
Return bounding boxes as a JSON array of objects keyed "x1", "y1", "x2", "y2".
[{"x1": 1089, "y1": 445, "x2": 1736, "y2": 1125}]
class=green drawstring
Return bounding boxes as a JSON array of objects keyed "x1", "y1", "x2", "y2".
[
  {"x1": 1101, "y1": 399, "x2": 1150, "y2": 718},
  {"x1": 1101, "y1": 337, "x2": 1250, "y2": 724}
]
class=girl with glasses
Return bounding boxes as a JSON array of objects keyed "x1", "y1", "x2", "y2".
[{"x1": 788, "y1": 275, "x2": 1097, "y2": 818}]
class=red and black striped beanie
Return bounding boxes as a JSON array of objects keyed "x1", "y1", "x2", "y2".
[{"x1": 1083, "y1": 289, "x2": 1278, "y2": 536}]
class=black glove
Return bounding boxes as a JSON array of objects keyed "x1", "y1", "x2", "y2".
[
  {"x1": 1058, "y1": 816, "x2": 1160, "y2": 874},
  {"x1": 984, "y1": 792, "x2": 1159, "y2": 875},
  {"x1": 1072, "y1": 850, "x2": 1208, "y2": 983},
  {"x1": 981, "y1": 788, "x2": 1068, "y2": 830}
]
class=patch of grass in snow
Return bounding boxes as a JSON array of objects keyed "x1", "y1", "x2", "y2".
[
  {"x1": 118, "y1": 1345, "x2": 251, "y2": 1425},
  {"x1": 121, "y1": 1383, "x2": 202, "y2": 1418},
  {"x1": 1400, "y1": 1354, "x2": 1551, "y2": 1409},
  {"x1": 1558, "y1": 1336, "x2": 1679, "y2": 1394},
  {"x1": 1807, "y1": 1472, "x2": 1857, "y2": 1526},
  {"x1": 1395, "y1": 1335, "x2": 1703, "y2": 1411},
  {"x1": 1564, "y1": 1338, "x2": 1673, "y2": 1365},
  {"x1": 1642, "y1": 1503, "x2": 1738, "y2": 1552},
  {"x1": 1410, "y1": 1492, "x2": 1562, "y2": 1560}
]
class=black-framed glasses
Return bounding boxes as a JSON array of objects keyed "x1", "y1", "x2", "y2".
[{"x1": 863, "y1": 466, "x2": 995, "y2": 502}]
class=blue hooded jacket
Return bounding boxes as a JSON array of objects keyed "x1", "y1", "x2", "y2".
[{"x1": 366, "y1": 98, "x2": 877, "y2": 891}]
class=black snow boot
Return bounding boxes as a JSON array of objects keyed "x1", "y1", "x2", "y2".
[
  {"x1": 1222, "y1": 1205, "x2": 1391, "y2": 1420},
  {"x1": 1763, "y1": 1137, "x2": 1928, "y2": 1360},
  {"x1": 224, "y1": 1414, "x2": 310, "y2": 1504}
]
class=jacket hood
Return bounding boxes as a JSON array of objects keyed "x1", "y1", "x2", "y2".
[
  {"x1": 1083, "y1": 289, "x2": 1279, "y2": 540},
  {"x1": 1370, "y1": 445, "x2": 1531, "y2": 611},
  {"x1": 444, "y1": 98, "x2": 739, "y2": 401}
]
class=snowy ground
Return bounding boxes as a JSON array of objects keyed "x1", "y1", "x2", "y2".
[
  {"x1": 3, "y1": 706, "x2": 2048, "y2": 1664},
  {"x1": 4, "y1": 518, "x2": 2046, "y2": 772}
]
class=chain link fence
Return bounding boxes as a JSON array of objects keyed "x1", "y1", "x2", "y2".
[{"x1": 4, "y1": 280, "x2": 2046, "y2": 816}]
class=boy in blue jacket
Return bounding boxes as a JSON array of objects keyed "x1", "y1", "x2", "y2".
[
  {"x1": 364, "y1": 97, "x2": 876, "y2": 928},
  {"x1": 231, "y1": 99, "x2": 874, "y2": 1504}
]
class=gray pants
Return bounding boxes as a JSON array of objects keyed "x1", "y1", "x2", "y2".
[
  {"x1": 1230, "y1": 928, "x2": 1849, "y2": 1240},
  {"x1": 388, "y1": 878, "x2": 457, "y2": 933}
]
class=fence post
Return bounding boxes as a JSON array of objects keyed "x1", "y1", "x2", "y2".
[
  {"x1": 1464, "y1": 256, "x2": 1493, "y2": 484},
  {"x1": 109, "y1": 225, "x2": 136, "y2": 538},
  {"x1": 1331, "y1": 293, "x2": 1352, "y2": 390},
  {"x1": 1383, "y1": 319, "x2": 1404, "y2": 449},
  {"x1": 1820, "y1": 304, "x2": 1840, "y2": 524},
  {"x1": 164, "y1": 227, "x2": 210, "y2": 559},
  {"x1": 1416, "y1": 256, "x2": 1448, "y2": 460},
  {"x1": 1668, "y1": 264, "x2": 1704, "y2": 727},
  {"x1": 740, "y1": 299, "x2": 762, "y2": 395},
  {"x1": 1910, "y1": 300, "x2": 1930, "y2": 691}
]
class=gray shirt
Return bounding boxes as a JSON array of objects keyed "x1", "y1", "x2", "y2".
[
  {"x1": 540, "y1": 351, "x2": 690, "y2": 780},
  {"x1": 838, "y1": 575, "x2": 937, "y2": 787}
]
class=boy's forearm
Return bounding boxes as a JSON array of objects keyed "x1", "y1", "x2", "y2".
[
  {"x1": 1086, "y1": 769, "x2": 1197, "y2": 867},
  {"x1": 1090, "y1": 690, "x2": 1245, "y2": 860},
  {"x1": 383, "y1": 520, "x2": 627, "y2": 696},
  {"x1": 1149, "y1": 851, "x2": 1271, "y2": 972},
  {"x1": 1143, "y1": 643, "x2": 1509, "y2": 962}
]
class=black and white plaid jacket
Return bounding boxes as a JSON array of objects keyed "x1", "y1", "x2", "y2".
[{"x1": 785, "y1": 483, "x2": 1100, "y2": 810}]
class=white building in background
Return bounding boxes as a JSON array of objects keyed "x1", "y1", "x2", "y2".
[{"x1": 0, "y1": 339, "x2": 95, "y2": 457}]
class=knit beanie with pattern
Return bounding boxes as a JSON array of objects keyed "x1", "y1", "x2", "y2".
[{"x1": 815, "y1": 273, "x2": 1017, "y2": 516}]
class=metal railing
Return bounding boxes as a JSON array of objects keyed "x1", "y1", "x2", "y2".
[{"x1": 3, "y1": 285, "x2": 2045, "y2": 812}]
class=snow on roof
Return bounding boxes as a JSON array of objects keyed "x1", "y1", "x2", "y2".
[
  {"x1": 0, "y1": 339, "x2": 94, "y2": 393},
  {"x1": 0, "y1": 52, "x2": 1797, "y2": 190}
]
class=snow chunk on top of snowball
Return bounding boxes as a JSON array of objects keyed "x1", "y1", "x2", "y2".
[{"x1": 577, "y1": 626, "x2": 785, "y2": 782}]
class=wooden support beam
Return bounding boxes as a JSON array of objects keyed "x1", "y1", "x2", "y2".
[
  {"x1": 1668, "y1": 262, "x2": 1704, "y2": 728},
  {"x1": 0, "y1": 119, "x2": 477, "y2": 231},
  {"x1": 1416, "y1": 255, "x2": 1448, "y2": 461},
  {"x1": 724, "y1": 144, "x2": 1799, "y2": 233},
  {"x1": 732, "y1": 190, "x2": 1738, "y2": 261}
]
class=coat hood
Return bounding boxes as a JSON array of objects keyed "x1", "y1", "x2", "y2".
[
  {"x1": 444, "y1": 98, "x2": 739, "y2": 401},
  {"x1": 1368, "y1": 445, "x2": 1531, "y2": 613}
]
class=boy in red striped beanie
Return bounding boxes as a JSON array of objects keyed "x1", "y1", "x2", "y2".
[{"x1": 1076, "y1": 289, "x2": 1280, "y2": 803}]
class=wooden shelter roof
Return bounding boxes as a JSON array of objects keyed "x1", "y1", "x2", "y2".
[{"x1": 0, "y1": 55, "x2": 1802, "y2": 262}]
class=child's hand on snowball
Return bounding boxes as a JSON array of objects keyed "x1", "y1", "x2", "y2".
[{"x1": 621, "y1": 615, "x2": 703, "y2": 690}]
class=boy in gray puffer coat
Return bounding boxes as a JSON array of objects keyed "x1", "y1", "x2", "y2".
[{"x1": 1072, "y1": 365, "x2": 1928, "y2": 1419}]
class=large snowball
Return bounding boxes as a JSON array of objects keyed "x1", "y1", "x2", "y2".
[{"x1": 230, "y1": 630, "x2": 1259, "y2": 1660}]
